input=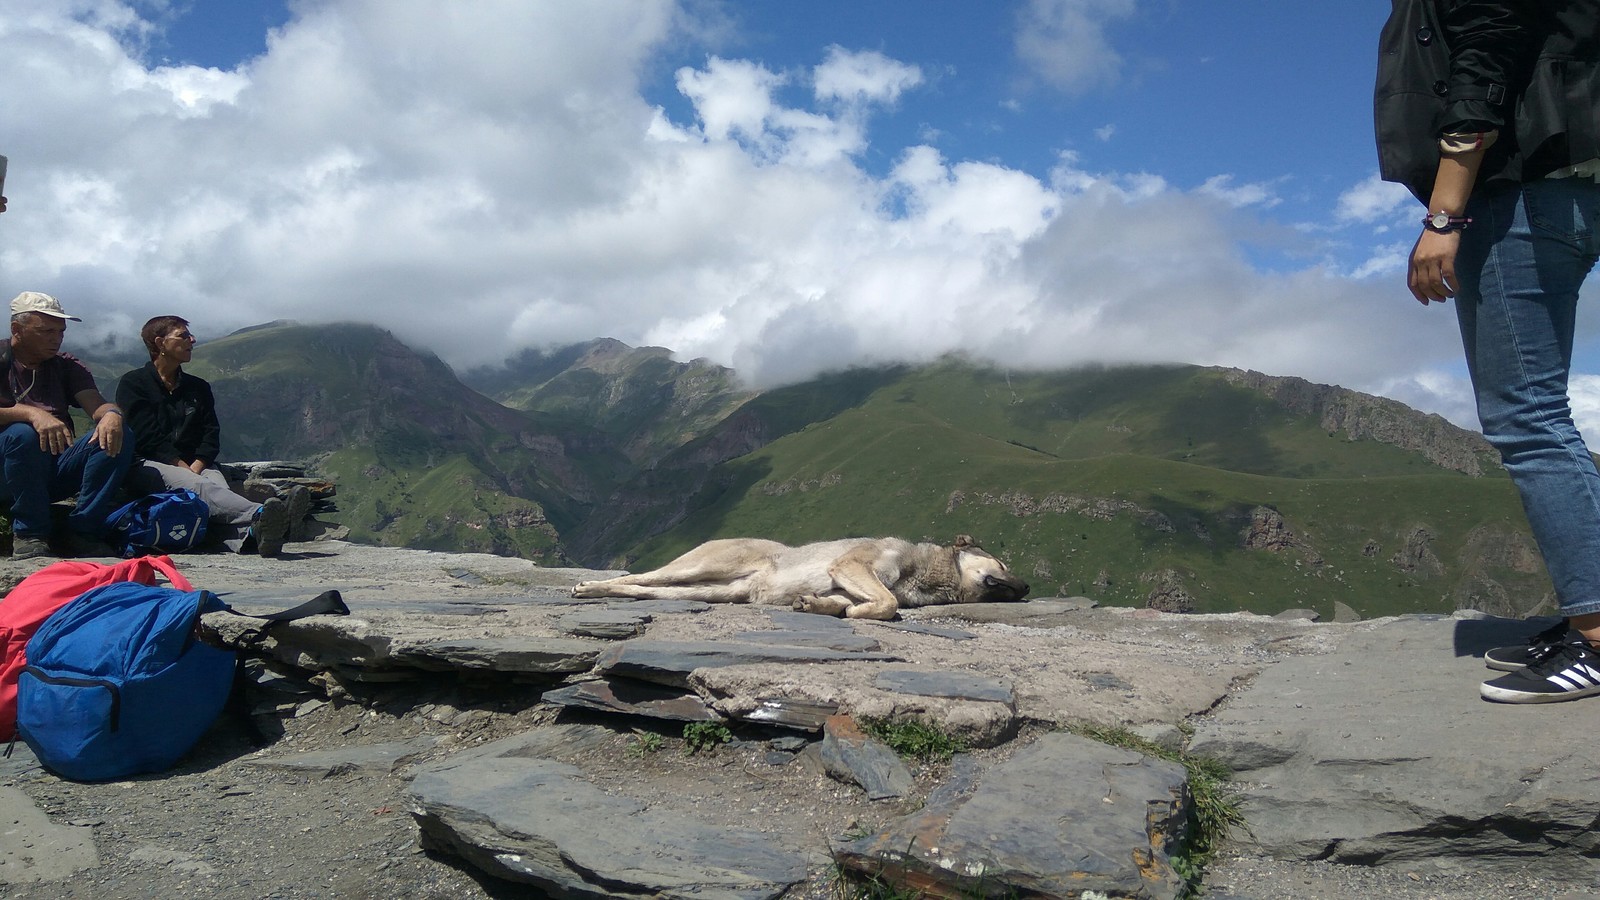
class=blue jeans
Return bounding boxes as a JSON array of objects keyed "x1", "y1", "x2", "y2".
[
  {"x1": 1454, "y1": 177, "x2": 1600, "y2": 617},
  {"x1": 0, "y1": 422, "x2": 134, "y2": 539}
]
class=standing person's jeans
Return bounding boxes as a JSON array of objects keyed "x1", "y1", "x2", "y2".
[
  {"x1": 0, "y1": 422, "x2": 133, "y2": 539},
  {"x1": 1454, "y1": 176, "x2": 1600, "y2": 617}
]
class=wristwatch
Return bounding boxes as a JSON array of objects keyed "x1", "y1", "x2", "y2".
[{"x1": 1423, "y1": 211, "x2": 1471, "y2": 233}]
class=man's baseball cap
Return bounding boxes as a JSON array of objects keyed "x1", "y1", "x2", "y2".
[{"x1": 10, "y1": 292, "x2": 81, "y2": 321}]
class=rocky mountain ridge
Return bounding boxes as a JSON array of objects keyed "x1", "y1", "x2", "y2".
[{"x1": 78, "y1": 323, "x2": 1548, "y2": 621}]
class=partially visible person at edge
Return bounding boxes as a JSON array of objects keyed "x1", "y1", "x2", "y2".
[
  {"x1": 1377, "y1": 1, "x2": 1600, "y2": 702},
  {"x1": 0, "y1": 291, "x2": 132, "y2": 560},
  {"x1": 115, "y1": 315, "x2": 303, "y2": 557}
]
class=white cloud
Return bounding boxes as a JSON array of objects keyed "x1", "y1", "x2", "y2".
[
  {"x1": 813, "y1": 45, "x2": 922, "y2": 106},
  {"x1": 1013, "y1": 0, "x2": 1138, "y2": 94},
  {"x1": 1197, "y1": 175, "x2": 1281, "y2": 210},
  {"x1": 1336, "y1": 172, "x2": 1414, "y2": 225},
  {"x1": 0, "y1": 0, "x2": 1481, "y2": 427}
]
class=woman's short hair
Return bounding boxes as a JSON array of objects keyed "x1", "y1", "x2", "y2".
[{"x1": 140, "y1": 315, "x2": 190, "y2": 360}]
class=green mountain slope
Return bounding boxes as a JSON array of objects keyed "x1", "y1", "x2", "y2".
[
  {"x1": 86, "y1": 325, "x2": 1545, "y2": 622},
  {"x1": 619, "y1": 363, "x2": 1542, "y2": 621},
  {"x1": 154, "y1": 322, "x2": 607, "y2": 561}
]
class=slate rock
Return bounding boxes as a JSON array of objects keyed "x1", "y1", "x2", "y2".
[
  {"x1": 595, "y1": 640, "x2": 899, "y2": 688},
  {"x1": 734, "y1": 628, "x2": 882, "y2": 652},
  {"x1": 818, "y1": 715, "x2": 914, "y2": 800},
  {"x1": 541, "y1": 678, "x2": 722, "y2": 722},
  {"x1": 879, "y1": 621, "x2": 977, "y2": 640},
  {"x1": 556, "y1": 609, "x2": 651, "y2": 639},
  {"x1": 1188, "y1": 615, "x2": 1600, "y2": 877},
  {"x1": 874, "y1": 668, "x2": 1014, "y2": 704},
  {"x1": 0, "y1": 786, "x2": 98, "y2": 884},
  {"x1": 833, "y1": 732, "x2": 1188, "y2": 900},
  {"x1": 408, "y1": 756, "x2": 812, "y2": 900},
  {"x1": 389, "y1": 637, "x2": 601, "y2": 673}
]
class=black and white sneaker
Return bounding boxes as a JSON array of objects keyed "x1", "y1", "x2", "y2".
[
  {"x1": 1480, "y1": 631, "x2": 1600, "y2": 703},
  {"x1": 1483, "y1": 619, "x2": 1571, "y2": 672}
]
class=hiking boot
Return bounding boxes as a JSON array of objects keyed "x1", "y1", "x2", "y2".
[
  {"x1": 11, "y1": 535, "x2": 53, "y2": 561},
  {"x1": 1480, "y1": 631, "x2": 1600, "y2": 703},
  {"x1": 1484, "y1": 619, "x2": 1570, "y2": 672},
  {"x1": 62, "y1": 532, "x2": 116, "y2": 559},
  {"x1": 253, "y1": 497, "x2": 290, "y2": 558},
  {"x1": 283, "y1": 485, "x2": 312, "y2": 542}
]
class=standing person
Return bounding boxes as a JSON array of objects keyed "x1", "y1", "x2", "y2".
[
  {"x1": 1378, "y1": 1, "x2": 1600, "y2": 702},
  {"x1": 0, "y1": 291, "x2": 131, "y2": 559},
  {"x1": 115, "y1": 315, "x2": 301, "y2": 557}
]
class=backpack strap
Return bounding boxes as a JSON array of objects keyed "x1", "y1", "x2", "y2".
[{"x1": 228, "y1": 589, "x2": 349, "y2": 622}]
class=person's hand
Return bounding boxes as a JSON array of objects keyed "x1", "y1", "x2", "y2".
[
  {"x1": 1408, "y1": 229, "x2": 1462, "y2": 305},
  {"x1": 31, "y1": 408, "x2": 73, "y2": 455},
  {"x1": 188, "y1": 459, "x2": 206, "y2": 475},
  {"x1": 92, "y1": 410, "x2": 123, "y2": 457}
]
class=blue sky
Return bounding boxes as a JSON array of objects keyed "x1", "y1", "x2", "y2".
[{"x1": 3, "y1": 0, "x2": 1597, "y2": 434}]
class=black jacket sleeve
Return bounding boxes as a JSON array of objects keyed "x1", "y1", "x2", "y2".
[{"x1": 1443, "y1": 1, "x2": 1543, "y2": 133}]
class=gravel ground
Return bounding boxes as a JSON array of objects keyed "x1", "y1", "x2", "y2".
[{"x1": 8, "y1": 682, "x2": 1595, "y2": 900}]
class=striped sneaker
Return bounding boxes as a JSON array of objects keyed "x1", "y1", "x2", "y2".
[
  {"x1": 1483, "y1": 619, "x2": 1571, "y2": 672},
  {"x1": 1480, "y1": 631, "x2": 1600, "y2": 703}
]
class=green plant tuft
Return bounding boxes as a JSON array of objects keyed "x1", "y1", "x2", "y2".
[
  {"x1": 627, "y1": 729, "x2": 664, "y2": 757},
  {"x1": 860, "y1": 717, "x2": 967, "y2": 763},
  {"x1": 682, "y1": 721, "x2": 733, "y2": 755}
]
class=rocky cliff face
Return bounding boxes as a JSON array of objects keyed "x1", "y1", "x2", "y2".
[{"x1": 1220, "y1": 367, "x2": 1500, "y2": 476}]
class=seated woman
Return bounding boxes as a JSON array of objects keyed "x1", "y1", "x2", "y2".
[{"x1": 115, "y1": 316, "x2": 301, "y2": 556}]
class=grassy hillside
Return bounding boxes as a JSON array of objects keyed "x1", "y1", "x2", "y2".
[
  {"x1": 624, "y1": 364, "x2": 1544, "y2": 620},
  {"x1": 168, "y1": 322, "x2": 597, "y2": 562}
]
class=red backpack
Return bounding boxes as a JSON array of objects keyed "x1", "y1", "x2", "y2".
[{"x1": 0, "y1": 555, "x2": 191, "y2": 741}]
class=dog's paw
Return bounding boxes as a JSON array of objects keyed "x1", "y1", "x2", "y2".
[
  {"x1": 794, "y1": 593, "x2": 848, "y2": 617},
  {"x1": 572, "y1": 580, "x2": 599, "y2": 598}
]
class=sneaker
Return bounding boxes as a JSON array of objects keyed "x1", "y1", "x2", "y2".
[
  {"x1": 11, "y1": 535, "x2": 53, "y2": 561},
  {"x1": 283, "y1": 485, "x2": 312, "y2": 542},
  {"x1": 1484, "y1": 619, "x2": 1571, "y2": 672},
  {"x1": 1481, "y1": 631, "x2": 1600, "y2": 703},
  {"x1": 253, "y1": 497, "x2": 290, "y2": 558}
]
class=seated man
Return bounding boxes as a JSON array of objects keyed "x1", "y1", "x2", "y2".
[
  {"x1": 115, "y1": 315, "x2": 299, "y2": 556},
  {"x1": 1, "y1": 292, "x2": 132, "y2": 560}
]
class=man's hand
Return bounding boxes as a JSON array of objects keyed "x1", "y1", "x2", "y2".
[
  {"x1": 187, "y1": 459, "x2": 206, "y2": 475},
  {"x1": 92, "y1": 410, "x2": 123, "y2": 457},
  {"x1": 1408, "y1": 229, "x2": 1462, "y2": 305},
  {"x1": 31, "y1": 407, "x2": 73, "y2": 455}
]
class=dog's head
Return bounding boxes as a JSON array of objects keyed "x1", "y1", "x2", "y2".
[{"x1": 952, "y1": 535, "x2": 1030, "y2": 603}]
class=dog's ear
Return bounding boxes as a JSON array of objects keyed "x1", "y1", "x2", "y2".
[{"x1": 952, "y1": 534, "x2": 976, "y2": 550}]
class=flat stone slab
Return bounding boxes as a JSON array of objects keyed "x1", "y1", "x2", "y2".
[
  {"x1": 733, "y1": 628, "x2": 883, "y2": 652},
  {"x1": 408, "y1": 756, "x2": 813, "y2": 900},
  {"x1": 1188, "y1": 614, "x2": 1600, "y2": 877},
  {"x1": 389, "y1": 637, "x2": 601, "y2": 673},
  {"x1": 909, "y1": 597, "x2": 1096, "y2": 623},
  {"x1": 541, "y1": 678, "x2": 721, "y2": 722},
  {"x1": 833, "y1": 732, "x2": 1187, "y2": 899},
  {"x1": 556, "y1": 610, "x2": 651, "y2": 639},
  {"x1": 594, "y1": 640, "x2": 900, "y2": 688},
  {"x1": 0, "y1": 786, "x2": 98, "y2": 884},
  {"x1": 874, "y1": 667, "x2": 1014, "y2": 703}
]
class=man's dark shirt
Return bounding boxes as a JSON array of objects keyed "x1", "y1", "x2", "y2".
[
  {"x1": 115, "y1": 362, "x2": 222, "y2": 465},
  {"x1": 1, "y1": 338, "x2": 97, "y2": 435}
]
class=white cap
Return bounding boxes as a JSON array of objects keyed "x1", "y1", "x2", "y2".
[{"x1": 10, "y1": 292, "x2": 81, "y2": 321}]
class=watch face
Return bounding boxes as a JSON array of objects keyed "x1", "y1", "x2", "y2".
[{"x1": 1430, "y1": 212, "x2": 1450, "y2": 229}]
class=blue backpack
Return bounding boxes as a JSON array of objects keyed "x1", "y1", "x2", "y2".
[
  {"x1": 105, "y1": 489, "x2": 209, "y2": 557},
  {"x1": 16, "y1": 582, "x2": 348, "y2": 781}
]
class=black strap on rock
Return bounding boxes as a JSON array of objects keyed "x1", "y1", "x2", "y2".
[{"x1": 230, "y1": 589, "x2": 350, "y2": 622}]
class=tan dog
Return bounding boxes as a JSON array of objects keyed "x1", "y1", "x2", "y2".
[{"x1": 571, "y1": 535, "x2": 1030, "y2": 620}]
